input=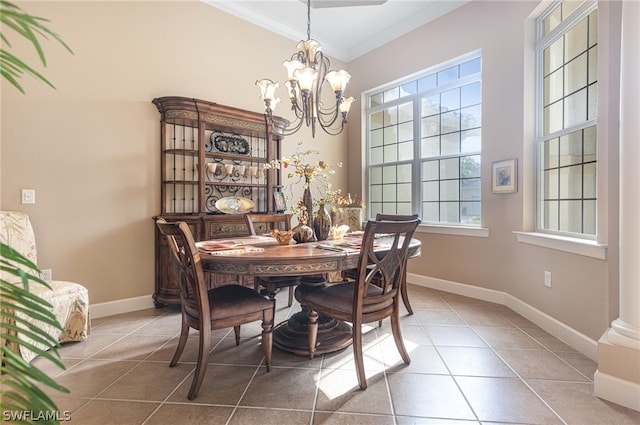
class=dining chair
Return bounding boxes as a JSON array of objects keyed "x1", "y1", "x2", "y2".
[
  {"x1": 343, "y1": 213, "x2": 419, "y2": 315},
  {"x1": 156, "y1": 218, "x2": 274, "y2": 400},
  {"x1": 305, "y1": 216, "x2": 420, "y2": 389},
  {"x1": 244, "y1": 213, "x2": 301, "y2": 307}
]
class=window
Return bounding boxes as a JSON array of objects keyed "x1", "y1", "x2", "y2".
[
  {"x1": 536, "y1": 0, "x2": 598, "y2": 238},
  {"x1": 366, "y1": 52, "x2": 482, "y2": 225}
]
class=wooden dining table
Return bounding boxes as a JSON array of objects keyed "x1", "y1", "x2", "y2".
[{"x1": 198, "y1": 234, "x2": 421, "y2": 356}]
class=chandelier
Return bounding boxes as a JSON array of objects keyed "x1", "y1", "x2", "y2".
[{"x1": 256, "y1": 0, "x2": 355, "y2": 137}]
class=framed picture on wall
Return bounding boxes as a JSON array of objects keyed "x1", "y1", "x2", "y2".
[
  {"x1": 492, "y1": 159, "x2": 517, "y2": 193},
  {"x1": 274, "y1": 191, "x2": 286, "y2": 213}
]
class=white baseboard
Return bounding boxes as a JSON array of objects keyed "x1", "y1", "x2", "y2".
[
  {"x1": 407, "y1": 273, "x2": 598, "y2": 361},
  {"x1": 594, "y1": 370, "x2": 640, "y2": 411},
  {"x1": 90, "y1": 295, "x2": 155, "y2": 319}
]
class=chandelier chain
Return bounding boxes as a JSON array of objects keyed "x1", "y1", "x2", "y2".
[{"x1": 306, "y1": 0, "x2": 311, "y2": 40}]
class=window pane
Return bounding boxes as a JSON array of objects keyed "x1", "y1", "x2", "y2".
[
  {"x1": 422, "y1": 95, "x2": 440, "y2": 116},
  {"x1": 423, "y1": 160, "x2": 439, "y2": 181},
  {"x1": 544, "y1": 68, "x2": 564, "y2": 105},
  {"x1": 384, "y1": 106, "x2": 398, "y2": 126},
  {"x1": 398, "y1": 102, "x2": 413, "y2": 122},
  {"x1": 384, "y1": 126, "x2": 398, "y2": 145},
  {"x1": 583, "y1": 162, "x2": 596, "y2": 198},
  {"x1": 370, "y1": 167, "x2": 382, "y2": 184},
  {"x1": 384, "y1": 87, "x2": 400, "y2": 102},
  {"x1": 460, "y1": 58, "x2": 481, "y2": 77},
  {"x1": 398, "y1": 141, "x2": 413, "y2": 161},
  {"x1": 438, "y1": 66, "x2": 459, "y2": 85},
  {"x1": 398, "y1": 183, "x2": 412, "y2": 201},
  {"x1": 559, "y1": 165, "x2": 583, "y2": 199},
  {"x1": 370, "y1": 128, "x2": 383, "y2": 147},
  {"x1": 461, "y1": 82, "x2": 481, "y2": 107},
  {"x1": 461, "y1": 129, "x2": 481, "y2": 153},
  {"x1": 461, "y1": 105, "x2": 481, "y2": 130},
  {"x1": 543, "y1": 4, "x2": 561, "y2": 35},
  {"x1": 422, "y1": 136, "x2": 439, "y2": 158},
  {"x1": 398, "y1": 163, "x2": 412, "y2": 182},
  {"x1": 382, "y1": 184, "x2": 397, "y2": 200},
  {"x1": 384, "y1": 144, "x2": 398, "y2": 162},
  {"x1": 398, "y1": 122, "x2": 413, "y2": 142},
  {"x1": 559, "y1": 200, "x2": 583, "y2": 233},
  {"x1": 565, "y1": 18, "x2": 588, "y2": 62},
  {"x1": 544, "y1": 137, "x2": 560, "y2": 168},
  {"x1": 565, "y1": 53, "x2": 587, "y2": 94},
  {"x1": 583, "y1": 200, "x2": 596, "y2": 235},
  {"x1": 559, "y1": 130, "x2": 583, "y2": 167},
  {"x1": 370, "y1": 93, "x2": 383, "y2": 107},
  {"x1": 441, "y1": 133, "x2": 460, "y2": 156},
  {"x1": 371, "y1": 185, "x2": 382, "y2": 201},
  {"x1": 544, "y1": 101, "x2": 563, "y2": 135},
  {"x1": 441, "y1": 88, "x2": 460, "y2": 111},
  {"x1": 441, "y1": 110, "x2": 460, "y2": 134},
  {"x1": 422, "y1": 115, "x2": 440, "y2": 137},
  {"x1": 423, "y1": 202, "x2": 439, "y2": 221},
  {"x1": 564, "y1": 88, "x2": 587, "y2": 128},
  {"x1": 544, "y1": 38, "x2": 564, "y2": 75},
  {"x1": 440, "y1": 158, "x2": 459, "y2": 179},
  {"x1": 461, "y1": 178, "x2": 481, "y2": 200},
  {"x1": 461, "y1": 155, "x2": 481, "y2": 178},
  {"x1": 440, "y1": 202, "x2": 460, "y2": 222},
  {"x1": 401, "y1": 81, "x2": 417, "y2": 97},
  {"x1": 544, "y1": 169, "x2": 559, "y2": 199},
  {"x1": 371, "y1": 111, "x2": 384, "y2": 130},
  {"x1": 423, "y1": 181, "x2": 439, "y2": 202},
  {"x1": 440, "y1": 180, "x2": 459, "y2": 201},
  {"x1": 418, "y1": 74, "x2": 436, "y2": 92},
  {"x1": 371, "y1": 146, "x2": 383, "y2": 165}
]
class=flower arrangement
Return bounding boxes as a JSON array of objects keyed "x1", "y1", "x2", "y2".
[
  {"x1": 264, "y1": 141, "x2": 342, "y2": 223},
  {"x1": 333, "y1": 193, "x2": 366, "y2": 208}
]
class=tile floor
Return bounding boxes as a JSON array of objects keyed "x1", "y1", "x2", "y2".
[{"x1": 33, "y1": 285, "x2": 639, "y2": 425}]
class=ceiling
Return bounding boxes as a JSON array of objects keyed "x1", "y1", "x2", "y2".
[{"x1": 203, "y1": 0, "x2": 470, "y2": 62}]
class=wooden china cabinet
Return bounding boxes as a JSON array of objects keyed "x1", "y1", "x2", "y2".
[{"x1": 152, "y1": 96, "x2": 288, "y2": 307}]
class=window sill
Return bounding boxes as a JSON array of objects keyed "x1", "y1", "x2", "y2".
[
  {"x1": 417, "y1": 224, "x2": 489, "y2": 238},
  {"x1": 514, "y1": 231, "x2": 607, "y2": 260}
]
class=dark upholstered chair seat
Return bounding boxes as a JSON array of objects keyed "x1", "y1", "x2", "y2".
[
  {"x1": 183, "y1": 285, "x2": 274, "y2": 321},
  {"x1": 304, "y1": 282, "x2": 392, "y2": 316}
]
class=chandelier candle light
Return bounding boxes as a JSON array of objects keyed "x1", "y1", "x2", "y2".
[{"x1": 256, "y1": 0, "x2": 355, "y2": 137}]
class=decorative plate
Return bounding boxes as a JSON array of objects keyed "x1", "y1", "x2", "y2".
[
  {"x1": 210, "y1": 133, "x2": 250, "y2": 155},
  {"x1": 215, "y1": 197, "x2": 255, "y2": 214}
]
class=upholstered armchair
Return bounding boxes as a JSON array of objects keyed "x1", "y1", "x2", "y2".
[{"x1": 0, "y1": 211, "x2": 90, "y2": 362}]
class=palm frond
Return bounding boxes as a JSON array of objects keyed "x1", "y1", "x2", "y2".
[{"x1": 0, "y1": 0, "x2": 73, "y2": 93}]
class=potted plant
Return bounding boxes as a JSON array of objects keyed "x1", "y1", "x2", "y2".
[{"x1": 1, "y1": 1, "x2": 73, "y2": 423}]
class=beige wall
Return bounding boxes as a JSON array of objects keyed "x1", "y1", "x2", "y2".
[
  {"x1": 347, "y1": 0, "x2": 620, "y2": 342},
  {"x1": 1, "y1": 1, "x2": 346, "y2": 304},
  {"x1": 1, "y1": 1, "x2": 622, "y2": 342}
]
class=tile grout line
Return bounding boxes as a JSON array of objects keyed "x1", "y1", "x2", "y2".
[{"x1": 437, "y1": 296, "x2": 569, "y2": 425}]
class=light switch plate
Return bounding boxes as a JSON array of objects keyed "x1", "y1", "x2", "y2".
[{"x1": 21, "y1": 189, "x2": 35, "y2": 204}]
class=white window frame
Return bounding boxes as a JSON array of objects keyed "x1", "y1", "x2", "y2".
[
  {"x1": 364, "y1": 51, "x2": 488, "y2": 237},
  {"x1": 517, "y1": 0, "x2": 607, "y2": 259}
]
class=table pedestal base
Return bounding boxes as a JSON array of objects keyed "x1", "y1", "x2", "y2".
[
  {"x1": 273, "y1": 276, "x2": 353, "y2": 356},
  {"x1": 273, "y1": 311, "x2": 352, "y2": 356}
]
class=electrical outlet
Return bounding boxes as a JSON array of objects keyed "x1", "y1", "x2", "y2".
[
  {"x1": 40, "y1": 268, "x2": 52, "y2": 281},
  {"x1": 544, "y1": 271, "x2": 552, "y2": 288}
]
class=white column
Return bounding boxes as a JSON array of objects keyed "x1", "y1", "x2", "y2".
[
  {"x1": 595, "y1": 0, "x2": 640, "y2": 412},
  {"x1": 610, "y1": 0, "x2": 640, "y2": 351}
]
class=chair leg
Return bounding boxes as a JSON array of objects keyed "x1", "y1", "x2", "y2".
[
  {"x1": 400, "y1": 269, "x2": 413, "y2": 314},
  {"x1": 287, "y1": 286, "x2": 294, "y2": 307},
  {"x1": 390, "y1": 304, "x2": 411, "y2": 365},
  {"x1": 170, "y1": 312, "x2": 190, "y2": 367},
  {"x1": 308, "y1": 310, "x2": 319, "y2": 360},
  {"x1": 188, "y1": 325, "x2": 211, "y2": 400},
  {"x1": 262, "y1": 304, "x2": 274, "y2": 372},
  {"x1": 233, "y1": 325, "x2": 241, "y2": 346},
  {"x1": 352, "y1": 322, "x2": 367, "y2": 390}
]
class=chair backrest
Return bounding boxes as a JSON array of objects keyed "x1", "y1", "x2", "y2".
[
  {"x1": 375, "y1": 213, "x2": 419, "y2": 222},
  {"x1": 156, "y1": 219, "x2": 208, "y2": 318},
  {"x1": 244, "y1": 213, "x2": 292, "y2": 236},
  {"x1": 1, "y1": 211, "x2": 38, "y2": 284},
  {"x1": 355, "y1": 217, "x2": 420, "y2": 311}
]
